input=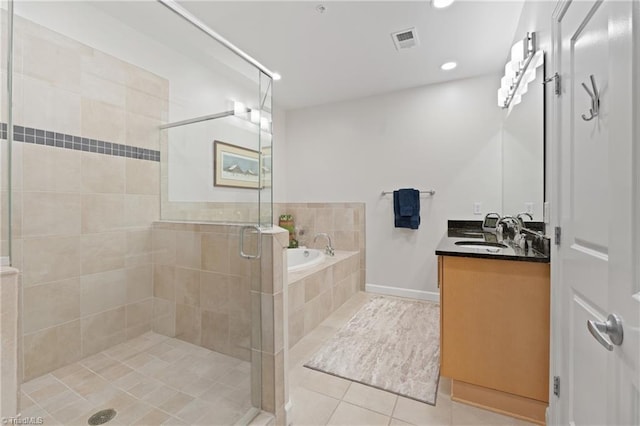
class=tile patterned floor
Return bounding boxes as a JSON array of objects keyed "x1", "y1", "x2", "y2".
[
  {"x1": 20, "y1": 332, "x2": 252, "y2": 425},
  {"x1": 19, "y1": 291, "x2": 538, "y2": 426},
  {"x1": 289, "y1": 292, "x2": 537, "y2": 426}
]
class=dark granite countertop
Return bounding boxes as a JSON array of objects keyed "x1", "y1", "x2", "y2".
[{"x1": 435, "y1": 221, "x2": 550, "y2": 263}]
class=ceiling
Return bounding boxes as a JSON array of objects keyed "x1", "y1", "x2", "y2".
[{"x1": 180, "y1": 1, "x2": 525, "y2": 110}]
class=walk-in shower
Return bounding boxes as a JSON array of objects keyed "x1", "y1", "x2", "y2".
[{"x1": 0, "y1": 1, "x2": 277, "y2": 424}]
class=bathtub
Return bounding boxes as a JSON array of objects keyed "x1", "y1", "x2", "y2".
[{"x1": 287, "y1": 248, "x2": 325, "y2": 272}]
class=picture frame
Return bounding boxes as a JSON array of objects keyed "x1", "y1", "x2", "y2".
[
  {"x1": 261, "y1": 145, "x2": 272, "y2": 189},
  {"x1": 214, "y1": 140, "x2": 261, "y2": 189}
]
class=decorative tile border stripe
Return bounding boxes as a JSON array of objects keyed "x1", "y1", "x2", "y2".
[{"x1": 0, "y1": 123, "x2": 160, "y2": 162}]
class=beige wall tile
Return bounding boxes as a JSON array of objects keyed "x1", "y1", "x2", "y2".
[
  {"x1": 228, "y1": 310, "x2": 251, "y2": 351},
  {"x1": 304, "y1": 290, "x2": 333, "y2": 334},
  {"x1": 126, "y1": 265, "x2": 153, "y2": 303},
  {"x1": 200, "y1": 272, "x2": 229, "y2": 313},
  {"x1": 175, "y1": 303, "x2": 201, "y2": 346},
  {"x1": 152, "y1": 298, "x2": 175, "y2": 337},
  {"x1": 124, "y1": 195, "x2": 159, "y2": 228},
  {"x1": 126, "y1": 299, "x2": 152, "y2": 329},
  {"x1": 261, "y1": 294, "x2": 275, "y2": 354},
  {"x1": 175, "y1": 231, "x2": 201, "y2": 270},
  {"x1": 81, "y1": 306, "x2": 126, "y2": 357},
  {"x1": 21, "y1": 31, "x2": 82, "y2": 92},
  {"x1": 333, "y1": 208, "x2": 356, "y2": 232},
  {"x1": 304, "y1": 268, "x2": 333, "y2": 303},
  {"x1": 126, "y1": 66, "x2": 168, "y2": 99},
  {"x1": 125, "y1": 159, "x2": 159, "y2": 195},
  {"x1": 273, "y1": 292, "x2": 284, "y2": 354},
  {"x1": 80, "y1": 232, "x2": 126, "y2": 275},
  {"x1": 81, "y1": 72, "x2": 126, "y2": 108},
  {"x1": 23, "y1": 320, "x2": 81, "y2": 381},
  {"x1": 126, "y1": 229, "x2": 152, "y2": 257},
  {"x1": 153, "y1": 264, "x2": 175, "y2": 301},
  {"x1": 80, "y1": 269, "x2": 127, "y2": 316},
  {"x1": 23, "y1": 278, "x2": 81, "y2": 334},
  {"x1": 23, "y1": 236, "x2": 82, "y2": 286},
  {"x1": 201, "y1": 310, "x2": 229, "y2": 354},
  {"x1": 81, "y1": 194, "x2": 124, "y2": 234},
  {"x1": 125, "y1": 112, "x2": 161, "y2": 151},
  {"x1": 21, "y1": 192, "x2": 81, "y2": 238},
  {"x1": 152, "y1": 228, "x2": 176, "y2": 265},
  {"x1": 288, "y1": 309, "x2": 304, "y2": 349},
  {"x1": 21, "y1": 75, "x2": 82, "y2": 134},
  {"x1": 126, "y1": 322, "x2": 151, "y2": 340},
  {"x1": 314, "y1": 208, "x2": 335, "y2": 232},
  {"x1": 201, "y1": 233, "x2": 230, "y2": 273},
  {"x1": 229, "y1": 234, "x2": 250, "y2": 277},
  {"x1": 81, "y1": 50, "x2": 128, "y2": 86},
  {"x1": 289, "y1": 281, "x2": 305, "y2": 313},
  {"x1": 22, "y1": 144, "x2": 81, "y2": 192},
  {"x1": 261, "y1": 352, "x2": 275, "y2": 413},
  {"x1": 228, "y1": 275, "x2": 250, "y2": 316},
  {"x1": 81, "y1": 98, "x2": 126, "y2": 143},
  {"x1": 175, "y1": 267, "x2": 200, "y2": 307},
  {"x1": 81, "y1": 152, "x2": 125, "y2": 193},
  {"x1": 126, "y1": 88, "x2": 167, "y2": 121}
]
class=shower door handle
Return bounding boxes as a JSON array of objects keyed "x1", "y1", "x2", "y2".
[{"x1": 240, "y1": 225, "x2": 262, "y2": 259}]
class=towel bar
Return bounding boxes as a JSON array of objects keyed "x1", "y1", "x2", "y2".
[{"x1": 381, "y1": 190, "x2": 436, "y2": 196}]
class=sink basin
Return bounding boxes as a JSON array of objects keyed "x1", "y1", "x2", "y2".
[{"x1": 455, "y1": 241, "x2": 509, "y2": 250}]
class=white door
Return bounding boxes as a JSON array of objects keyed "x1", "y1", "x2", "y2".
[{"x1": 554, "y1": 0, "x2": 639, "y2": 425}]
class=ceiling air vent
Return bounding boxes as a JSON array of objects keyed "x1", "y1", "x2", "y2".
[{"x1": 391, "y1": 28, "x2": 419, "y2": 51}]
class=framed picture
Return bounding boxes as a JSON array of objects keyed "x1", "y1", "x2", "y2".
[
  {"x1": 261, "y1": 146, "x2": 272, "y2": 189},
  {"x1": 214, "y1": 140, "x2": 260, "y2": 189}
]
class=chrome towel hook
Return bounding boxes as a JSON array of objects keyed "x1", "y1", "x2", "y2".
[{"x1": 581, "y1": 74, "x2": 600, "y2": 121}]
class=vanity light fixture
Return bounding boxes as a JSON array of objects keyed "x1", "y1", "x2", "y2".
[
  {"x1": 233, "y1": 101, "x2": 272, "y2": 132},
  {"x1": 272, "y1": 72, "x2": 282, "y2": 81},
  {"x1": 432, "y1": 0, "x2": 455, "y2": 9},
  {"x1": 497, "y1": 32, "x2": 544, "y2": 109},
  {"x1": 441, "y1": 61, "x2": 457, "y2": 71}
]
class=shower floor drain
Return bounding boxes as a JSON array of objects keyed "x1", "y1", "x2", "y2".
[{"x1": 87, "y1": 408, "x2": 117, "y2": 425}]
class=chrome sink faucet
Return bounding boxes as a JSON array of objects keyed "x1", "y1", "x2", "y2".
[
  {"x1": 498, "y1": 216, "x2": 521, "y2": 237},
  {"x1": 314, "y1": 233, "x2": 335, "y2": 256},
  {"x1": 516, "y1": 212, "x2": 533, "y2": 228}
]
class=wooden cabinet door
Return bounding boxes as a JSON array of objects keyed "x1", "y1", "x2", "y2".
[{"x1": 440, "y1": 256, "x2": 550, "y2": 402}]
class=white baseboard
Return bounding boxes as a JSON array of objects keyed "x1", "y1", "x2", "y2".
[{"x1": 365, "y1": 283, "x2": 440, "y2": 302}]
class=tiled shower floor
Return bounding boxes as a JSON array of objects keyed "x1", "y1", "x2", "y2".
[{"x1": 20, "y1": 332, "x2": 253, "y2": 425}]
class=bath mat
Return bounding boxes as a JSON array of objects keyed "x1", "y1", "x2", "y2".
[{"x1": 304, "y1": 296, "x2": 441, "y2": 405}]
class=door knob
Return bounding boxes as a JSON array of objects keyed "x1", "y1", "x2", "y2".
[{"x1": 587, "y1": 314, "x2": 623, "y2": 351}]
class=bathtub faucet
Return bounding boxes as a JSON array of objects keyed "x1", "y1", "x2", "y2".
[{"x1": 314, "y1": 233, "x2": 335, "y2": 257}]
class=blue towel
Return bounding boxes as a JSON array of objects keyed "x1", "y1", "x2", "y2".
[{"x1": 393, "y1": 189, "x2": 420, "y2": 229}]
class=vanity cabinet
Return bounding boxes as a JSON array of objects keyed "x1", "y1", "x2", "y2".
[{"x1": 439, "y1": 255, "x2": 550, "y2": 424}]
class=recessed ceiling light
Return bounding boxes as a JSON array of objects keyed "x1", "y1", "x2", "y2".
[
  {"x1": 441, "y1": 62, "x2": 457, "y2": 71},
  {"x1": 432, "y1": 0, "x2": 455, "y2": 9},
  {"x1": 316, "y1": 4, "x2": 326, "y2": 14},
  {"x1": 272, "y1": 73, "x2": 282, "y2": 81}
]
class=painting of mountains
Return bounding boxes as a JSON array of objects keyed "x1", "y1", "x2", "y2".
[{"x1": 214, "y1": 140, "x2": 260, "y2": 189}]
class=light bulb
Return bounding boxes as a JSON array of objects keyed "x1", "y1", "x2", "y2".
[
  {"x1": 510, "y1": 40, "x2": 525, "y2": 66},
  {"x1": 432, "y1": 0, "x2": 455, "y2": 8},
  {"x1": 233, "y1": 101, "x2": 247, "y2": 116},
  {"x1": 441, "y1": 62, "x2": 457, "y2": 71},
  {"x1": 505, "y1": 62, "x2": 516, "y2": 80}
]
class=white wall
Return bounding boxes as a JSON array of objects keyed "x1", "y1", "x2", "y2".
[{"x1": 284, "y1": 74, "x2": 504, "y2": 296}]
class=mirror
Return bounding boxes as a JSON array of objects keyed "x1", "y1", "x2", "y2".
[{"x1": 501, "y1": 56, "x2": 545, "y2": 222}]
